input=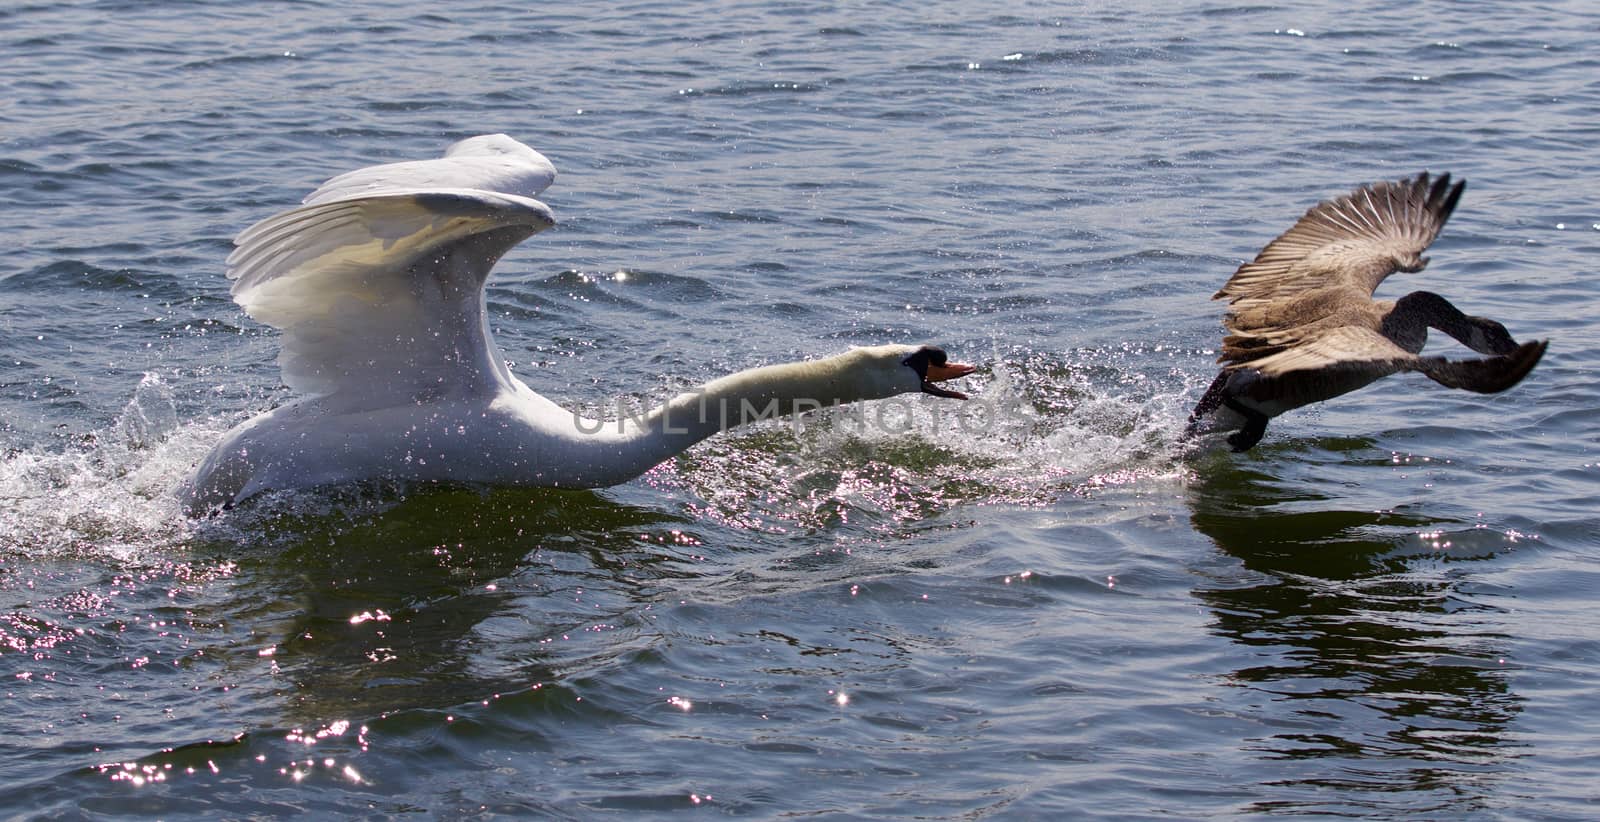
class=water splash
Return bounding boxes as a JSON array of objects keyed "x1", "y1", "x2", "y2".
[
  {"x1": 1, "y1": 351, "x2": 1213, "y2": 550},
  {"x1": 649, "y1": 346, "x2": 1204, "y2": 531},
  {"x1": 116, "y1": 372, "x2": 180, "y2": 450},
  {"x1": 0, "y1": 374, "x2": 223, "y2": 557}
]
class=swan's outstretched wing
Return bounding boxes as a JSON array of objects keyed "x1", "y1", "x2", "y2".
[
  {"x1": 226, "y1": 136, "x2": 556, "y2": 406},
  {"x1": 304, "y1": 133, "x2": 555, "y2": 205},
  {"x1": 1215, "y1": 173, "x2": 1465, "y2": 304}
]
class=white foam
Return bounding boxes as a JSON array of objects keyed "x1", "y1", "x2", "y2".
[
  {"x1": 0, "y1": 374, "x2": 227, "y2": 557},
  {"x1": 650, "y1": 348, "x2": 1204, "y2": 519}
]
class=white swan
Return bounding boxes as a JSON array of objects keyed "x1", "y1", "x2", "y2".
[{"x1": 183, "y1": 135, "x2": 974, "y2": 514}]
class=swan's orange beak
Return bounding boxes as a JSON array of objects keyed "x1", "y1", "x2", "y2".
[{"x1": 922, "y1": 361, "x2": 977, "y2": 400}]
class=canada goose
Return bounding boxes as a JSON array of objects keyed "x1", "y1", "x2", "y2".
[
  {"x1": 1186, "y1": 172, "x2": 1547, "y2": 451},
  {"x1": 183, "y1": 135, "x2": 974, "y2": 513}
]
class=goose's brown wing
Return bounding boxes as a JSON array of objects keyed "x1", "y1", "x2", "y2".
[
  {"x1": 1214, "y1": 173, "x2": 1465, "y2": 305},
  {"x1": 1413, "y1": 339, "x2": 1548, "y2": 393},
  {"x1": 1232, "y1": 326, "x2": 1417, "y2": 378},
  {"x1": 1216, "y1": 289, "x2": 1381, "y2": 366},
  {"x1": 1234, "y1": 326, "x2": 1548, "y2": 395}
]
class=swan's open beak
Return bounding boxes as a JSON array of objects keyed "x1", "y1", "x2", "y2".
[{"x1": 922, "y1": 361, "x2": 976, "y2": 400}]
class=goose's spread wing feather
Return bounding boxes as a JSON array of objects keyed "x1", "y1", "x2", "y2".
[
  {"x1": 227, "y1": 136, "x2": 556, "y2": 405},
  {"x1": 1233, "y1": 325, "x2": 1417, "y2": 378},
  {"x1": 1216, "y1": 289, "x2": 1383, "y2": 366},
  {"x1": 1413, "y1": 339, "x2": 1548, "y2": 393},
  {"x1": 1215, "y1": 173, "x2": 1465, "y2": 304},
  {"x1": 1235, "y1": 328, "x2": 1547, "y2": 395}
]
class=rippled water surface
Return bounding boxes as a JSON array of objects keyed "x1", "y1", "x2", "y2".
[{"x1": 3, "y1": 0, "x2": 1599, "y2": 818}]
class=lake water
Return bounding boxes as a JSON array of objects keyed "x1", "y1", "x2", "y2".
[{"x1": 3, "y1": 0, "x2": 1598, "y2": 818}]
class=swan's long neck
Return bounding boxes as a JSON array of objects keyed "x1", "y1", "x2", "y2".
[{"x1": 570, "y1": 349, "x2": 901, "y2": 486}]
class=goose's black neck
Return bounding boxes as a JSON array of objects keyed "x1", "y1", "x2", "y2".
[
  {"x1": 1384, "y1": 291, "x2": 1464, "y2": 353},
  {"x1": 1387, "y1": 291, "x2": 1518, "y2": 356}
]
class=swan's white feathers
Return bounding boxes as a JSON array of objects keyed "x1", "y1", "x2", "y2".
[
  {"x1": 226, "y1": 143, "x2": 556, "y2": 405},
  {"x1": 184, "y1": 135, "x2": 979, "y2": 512},
  {"x1": 303, "y1": 133, "x2": 556, "y2": 206},
  {"x1": 227, "y1": 190, "x2": 551, "y2": 299}
]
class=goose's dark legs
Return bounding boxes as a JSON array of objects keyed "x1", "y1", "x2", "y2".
[
  {"x1": 1186, "y1": 370, "x2": 1271, "y2": 451},
  {"x1": 1223, "y1": 395, "x2": 1269, "y2": 451},
  {"x1": 1184, "y1": 371, "x2": 1231, "y2": 437}
]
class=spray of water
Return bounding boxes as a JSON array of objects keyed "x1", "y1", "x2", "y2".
[
  {"x1": 0, "y1": 374, "x2": 224, "y2": 557},
  {"x1": 0, "y1": 349, "x2": 1214, "y2": 552},
  {"x1": 647, "y1": 345, "x2": 1207, "y2": 531}
]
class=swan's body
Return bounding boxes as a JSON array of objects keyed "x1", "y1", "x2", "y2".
[
  {"x1": 1186, "y1": 172, "x2": 1547, "y2": 451},
  {"x1": 184, "y1": 136, "x2": 972, "y2": 513}
]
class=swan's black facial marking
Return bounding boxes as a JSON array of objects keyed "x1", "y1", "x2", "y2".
[
  {"x1": 902, "y1": 346, "x2": 968, "y2": 399},
  {"x1": 901, "y1": 346, "x2": 949, "y2": 376}
]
